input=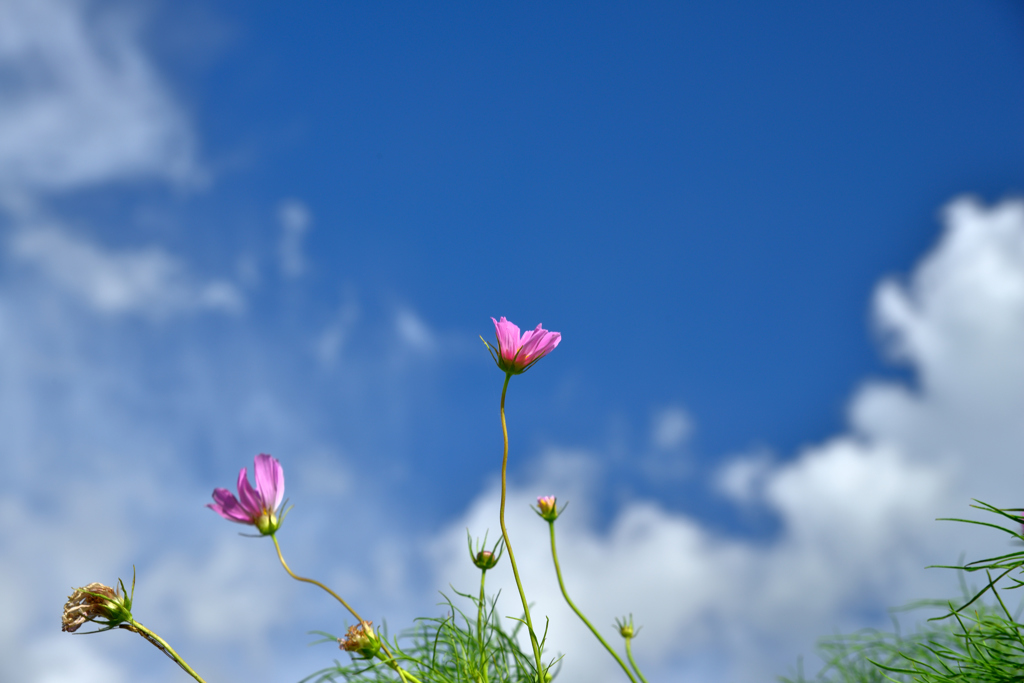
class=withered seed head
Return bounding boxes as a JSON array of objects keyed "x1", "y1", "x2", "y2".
[
  {"x1": 338, "y1": 620, "x2": 380, "y2": 659},
  {"x1": 62, "y1": 582, "x2": 131, "y2": 633}
]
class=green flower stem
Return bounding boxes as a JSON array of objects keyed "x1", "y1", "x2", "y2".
[
  {"x1": 498, "y1": 372, "x2": 545, "y2": 682},
  {"x1": 271, "y1": 534, "x2": 422, "y2": 683},
  {"x1": 625, "y1": 636, "x2": 649, "y2": 683},
  {"x1": 382, "y1": 654, "x2": 419, "y2": 683},
  {"x1": 121, "y1": 620, "x2": 207, "y2": 683},
  {"x1": 547, "y1": 520, "x2": 637, "y2": 683},
  {"x1": 271, "y1": 533, "x2": 364, "y2": 621},
  {"x1": 478, "y1": 568, "x2": 489, "y2": 683}
]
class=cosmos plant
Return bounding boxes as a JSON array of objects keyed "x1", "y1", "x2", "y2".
[{"x1": 61, "y1": 317, "x2": 1024, "y2": 683}]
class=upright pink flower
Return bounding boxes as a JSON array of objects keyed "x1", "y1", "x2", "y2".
[
  {"x1": 208, "y1": 454, "x2": 286, "y2": 535},
  {"x1": 484, "y1": 316, "x2": 561, "y2": 375}
]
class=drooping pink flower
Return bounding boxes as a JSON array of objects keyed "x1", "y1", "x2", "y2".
[
  {"x1": 484, "y1": 317, "x2": 561, "y2": 375},
  {"x1": 208, "y1": 454, "x2": 285, "y2": 535}
]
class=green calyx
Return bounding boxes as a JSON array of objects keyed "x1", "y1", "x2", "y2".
[
  {"x1": 255, "y1": 511, "x2": 281, "y2": 535},
  {"x1": 615, "y1": 614, "x2": 641, "y2": 640}
]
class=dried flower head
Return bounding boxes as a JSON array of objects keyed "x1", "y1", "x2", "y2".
[
  {"x1": 339, "y1": 620, "x2": 380, "y2": 659},
  {"x1": 62, "y1": 581, "x2": 133, "y2": 633}
]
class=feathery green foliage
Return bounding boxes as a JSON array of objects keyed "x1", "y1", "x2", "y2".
[
  {"x1": 783, "y1": 501, "x2": 1024, "y2": 683},
  {"x1": 303, "y1": 588, "x2": 555, "y2": 683}
]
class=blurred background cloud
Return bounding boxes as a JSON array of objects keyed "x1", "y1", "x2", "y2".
[
  {"x1": 0, "y1": 0, "x2": 200, "y2": 195},
  {"x1": 2, "y1": 2, "x2": 1024, "y2": 683},
  {"x1": 651, "y1": 406, "x2": 693, "y2": 451},
  {"x1": 278, "y1": 198, "x2": 311, "y2": 279},
  {"x1": 10, "y1": 223, "x2": 243, "y2": 317}
]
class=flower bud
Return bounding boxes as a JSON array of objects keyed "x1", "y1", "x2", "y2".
[
  {"x1": 467, "y1": 530, "x2": 504, "y2": 571},
  {"x1": 62, "y1": 582, "x2": 134, "y2": 633},
  {"x1": 615, "y1": 614, "x2": 640, "y2": 640},
  {"x1": 473, "y1": 550, "x2": 500, "y2": 570},
  {"x1": 536, "y1": 495, "x2": 558, "y2": 521},
  {"x1": 339, "y1": 621, "x2": 380, "y2": 659}
]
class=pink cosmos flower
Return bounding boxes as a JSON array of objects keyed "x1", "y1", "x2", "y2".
[
  {"x1": 207, "y1": 453, "x2": 285, "y2": 535},
  {"x1": 484, "y1": 317, "x2": 561, "y2": 375}
]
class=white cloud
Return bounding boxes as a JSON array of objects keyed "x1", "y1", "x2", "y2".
[
  {"x1": 294, "y1": 448, "x2": 353, "y2": 497},
  {"x1": 29, "y1": 636, "x2": 129, "y2": 683},
  {"x1": 395, "y1": 307, "x2": 436, "y2": 353},
  {"x1": 651, "y1": 405, "x2": 693, "y2": 450},
  {"x1": 0, "y1": 280, "x2": 305, "y2": 683},
  {"x1": 315, "y1": 288, "x2": 360, "y2": 366},
  {"x1": 144, "y1": 542, "x2": 291, "y2": 642},
  {"x1": 9, "y1": 224, "x2": 244, "y2": 318},
  {"x1": 714, "y1": 449, "x2": 772, "y2": 503},
  {"x1": 0, "y1": 0, "x2": 202, "y2": 194},
  {"x1": 0, "y1": 0, "x2": 232, "y2": 325},
  {"x1": 427, "y1": 197, "x2": 1024, "y2": 683},
  {"x1": 278, "y1": 199, "x2": 311, "y2": 278}
]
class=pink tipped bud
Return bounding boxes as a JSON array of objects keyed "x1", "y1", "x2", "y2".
[
  {"x1": 467, "y1": 530, "x2": 504, "y2": 571},
  {"x1": 473, "y1": 550, "x2": 500, "y2": 570},
  {"x1": 536, "y1": 495, "x2": 558, "y2": 521}
]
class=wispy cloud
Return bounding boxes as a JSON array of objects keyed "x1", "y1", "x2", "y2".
[
  {"x1": 9, "y1": 224, "x2": 243, "y2": 318},
  {"x1": 714, "y1": 449, "x2": 773, "y2": 503},
  {"x1": 0, "y1": 0, "x2": 202, "y2": 195},
  {"x1": 278, "y1": 199, "x2": 311, "y2": 278},
  {"x1": 315, "y1": 287, "x2": 360, "y2": 366},
  {"x1": 0, "y1": 0, "x2": 233, "y2": 320},
  {"x1": 395, "y1": 307, "x2": 436, "y2": 353},
  {"x1": 650, "y1": 405, "x2": 693, "y2": 450}
]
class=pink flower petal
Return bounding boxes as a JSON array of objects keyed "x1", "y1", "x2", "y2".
[
  {"x1": 492, "y1": 316, "x2": 521, "y2": 362},
  {"x1": 518, "y1": 325, "x2": 560, "y2": 363},
  {"x1": 535, "y1": 331, "x2": 561, "y2": 356},
  {"x1": 253, "y1": 454, "x2": 284, "y2": 512},
  {"x1": 207, "y1": 488, "x2": 253, "y2": 523},
  {"x1": 235, "y1": 467, "x2": 261, "y2": 517}
]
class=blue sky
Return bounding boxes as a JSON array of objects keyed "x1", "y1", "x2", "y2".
[{"x1": 3, "y1": 2, "x2": 1024, "y2": 682}]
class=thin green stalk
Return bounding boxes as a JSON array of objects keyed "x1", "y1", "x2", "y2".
[
  {"x1": 498, "y1": 372, "x2": 545, "y2": 681},
  {"x1": 547, "y1": 520, "x2": 637, "y2": 683},
  {"x1": 271, "y1": 534, "x2": 423, "y2": 683},
  {"x1": 625, "y1": 637, "x2": 649, "y2": 683},
  {"x1": 121, "y1": 620, "x2": 207, "y2": 683},
  {"x1": 272, "y1": 534, "x2": 363, "y2": 621},
  {"x1": 478, "y1": 569, "x2": 489, "y2": 683}
]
